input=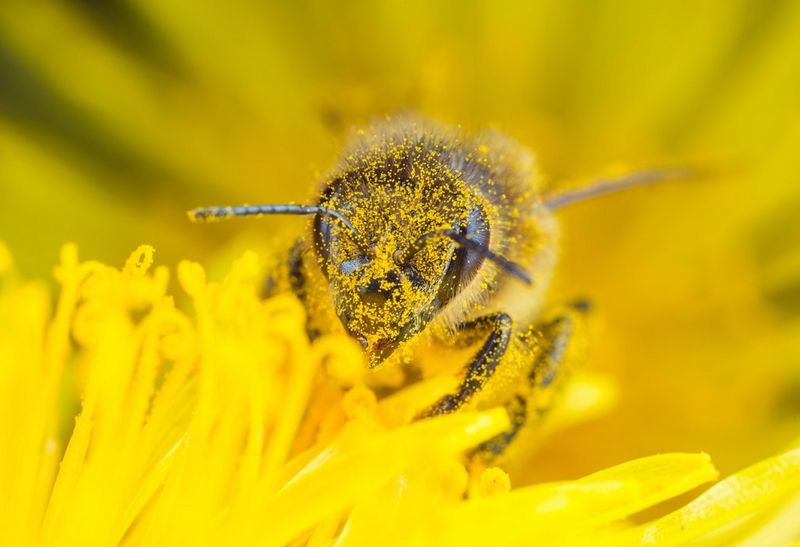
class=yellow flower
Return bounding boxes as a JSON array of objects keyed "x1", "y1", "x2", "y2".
[
  {"x1": 1, "y1": 243, "x2": 797, "y2": 546},
  {"x1": 2, "y1": 1, "x2": 800, "y2": 545}
]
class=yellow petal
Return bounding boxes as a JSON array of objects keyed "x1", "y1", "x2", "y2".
[
  {"x1": 443, "y1": 453, "x2": 718, "y2": 545},
  {"x1": 637, "y1": 447, "x2": 800, "y2": 546}
]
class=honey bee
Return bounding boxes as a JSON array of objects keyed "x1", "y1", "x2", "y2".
[{"x1": 190, "y1": 116, "x2": 685, "y2": 459}]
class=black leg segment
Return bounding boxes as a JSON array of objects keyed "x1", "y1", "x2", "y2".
[
  {"x1": 261, "y1": 239, "x2": 306, "y2": 299},
  {"x1": 421, "y1": 312, "x2": 513, "y2": 416},
  {"x1": 287, "y1": 239, "x2": 306, "y2": 300},
  {"x1": 475, "y1": 300, "x2": 591, "y2": 461},
  {"x1": 473, "y1": 395, "x2": 528, "y2": 461}
]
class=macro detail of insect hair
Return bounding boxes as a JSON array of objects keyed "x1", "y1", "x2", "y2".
[
  {"x1": 402, "y1": 228, "x2": 532, "y2": 284},
  {"x1": 543, "y1": 168, "x2": 694, "y2": 210},
  {"x1": 187, "y1": 203, "x2": 360, "y2": 238}
]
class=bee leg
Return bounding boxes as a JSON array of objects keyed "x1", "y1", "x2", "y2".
[
  {"x1": 421, "y1": 312, "x2": 513, "y2": 417},
  {"x1": 474, "y1": 299, "x2": 591, "y2": 461},
  {"x1": 286, "y1": 239, "x2": 307, "y2": 300},
  {"x1": 471, "y1": 394, "x2": 528, "y2": 459},
  {"x1": 261, "y1": 239, "x2": 306, "y2": 299}
]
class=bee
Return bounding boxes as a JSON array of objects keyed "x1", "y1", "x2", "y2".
[{"x1": 190, "y1": 116, "x2": 686, "y2": 459}]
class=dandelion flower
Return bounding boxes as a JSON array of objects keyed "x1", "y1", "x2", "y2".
[
  {"x1": 2, "y1": 4, "x2": 800, "y2": 544},
  {"x1": 1, "y1": 243, "x2": 797, "y2": 546}
]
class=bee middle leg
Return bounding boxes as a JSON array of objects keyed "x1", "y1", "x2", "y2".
[
  {"x1": 420, "y1": 312, "x2": 513, "y2": 417},
  {"x1": 474, "y1": 300, "x2": 590, "y2": 461}
]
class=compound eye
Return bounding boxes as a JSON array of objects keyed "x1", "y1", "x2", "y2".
[
  {"x1": 457, "y1": 205, "x2": 491, "y2": 286},
  {"x1": 315, "y1": 210, "x2": 366, "y2": 279}
]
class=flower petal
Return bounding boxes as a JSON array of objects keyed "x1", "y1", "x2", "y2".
[{"x1": 637, "y1": 447, "x2": 800, "y2": 546}]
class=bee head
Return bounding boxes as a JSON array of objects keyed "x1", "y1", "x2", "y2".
[
  {"x1": 188, "y1": 121, "x2": 531, "y2": 368},
  {"x1": 314, "y1": 178, "x2": 529, "y2": 367}
]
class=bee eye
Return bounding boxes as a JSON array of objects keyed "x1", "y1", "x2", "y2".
[
  {"x1": 339, "y1": 256, "x2": 369, "y2": 275},
  {"x1": 452, "y1": 204, "x2": 490, "y2": 288}
]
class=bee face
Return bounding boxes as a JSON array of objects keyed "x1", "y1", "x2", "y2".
[
  {"x1": 313, "y1": 144, "x2": 491, "y2": 366},
  {"x1": 321, "y1": 229, "x2": 445, "y2": 364}
]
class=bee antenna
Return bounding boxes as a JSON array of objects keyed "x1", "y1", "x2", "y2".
[
  {"x1": 543, "y1": 167, "x2": 694, "y2": 210},
  {"x1": 404, "y1": 229, "x2": 532, "y2": 285},
  {"x1": 188, "y1": 203, "x2": 360, "y2": 238}
]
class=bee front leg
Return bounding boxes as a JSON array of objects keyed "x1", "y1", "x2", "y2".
[
  {"x1": 286, "y1": 239, "x2": 307, "y2": 300},
  {"x1": 421, "y1": 312, "x2": 513, "y2": 417},
  {"x1": 474, "y1": 300, "x2": 590, "y2": 461},
  {"x1": 262, "y1": 239, "x2": 306, "y2": 299}
]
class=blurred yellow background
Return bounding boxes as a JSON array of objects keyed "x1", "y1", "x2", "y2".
[{"x1": 1, "y1": 0, "x2": 798, "y2": 485}]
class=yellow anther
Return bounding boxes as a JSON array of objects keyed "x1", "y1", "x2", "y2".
[
  {"x1": 123, "y1": 245, "x2": 155, "y2": 276},
  {"x1": 476, "y1": 467, "x2": 511, "y2": 498},
  {"x1": 342, "y1": 385, "x2": 377, "y2": 420},
  {"x1": 177, "y1": 260, "x2": 207, "y2": 297}
]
